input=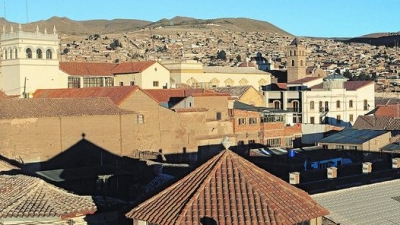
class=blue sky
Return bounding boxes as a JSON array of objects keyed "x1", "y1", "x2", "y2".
[{"x1": 3, "y1": 0, "x2": 399, "y2": 37}]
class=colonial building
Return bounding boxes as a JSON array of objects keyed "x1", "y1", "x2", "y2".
[
  {"x1": 287, "y1": 38, "x2": 307, "y2": 82},
  {"x1": 0, "y1": 25, "x2": 67, "y2": 97},
  {"x1": 161, "y1": 60, "x2": 272, "y2": 90}
]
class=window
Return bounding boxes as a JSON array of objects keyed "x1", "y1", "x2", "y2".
[
  {"x1": 14, "y1": 48, "x2": 18, "y2": 59},
  {"x1": 261, "y1": 115, "x2": 284, "y2": 123},
  {"x1": 349, "y1": 114, "x2": 354, "y2": 122},
  {"x1": 266, "y1": 138, "x2": 281, "y2": 147},
  {"x1": 274, "y1": 100, "x2": 280, "y2": 109},
  {"x1": 336, "y1": 100, "x2": 340, "y2": 109},
  {"x1": 294, "y1": 50, "x2": 297, "y2": 56},
  {"x1": 119, "y1": 82, "x2": 124, "y2": 86},
  {"x1": 68, "y1": 77, "x2": 80, "y2": 88},
  {"x1": 238, "y1": 118, "x2": 246, "y2": 125},
  {"x1": 310, "y1": 101, "x2": 314, "y2": 110},
  {"x1": 349, "y1": 146, "x2": 358, "y2": 150},
  {"x1": 136, "y1": 114, "x2": 144, "y2": 124},
  {"x1": 293, "y1": 101, "x2": 299, "y2": 112},
  {"x1": 291, "y1": 60, "x2": 295, "y2": 66},
  {"x1": 249, "y1": 117, "x2": 257, "y2": 125},
  {"x1": 325, "y1": 101, "x2": 329, "y2": 111},
  {"x1": 349, "y1": 100, "x2": 353, "y2": 108},
  {"x1": 4, "y1": 50, "x2": 7, "y2": 59},
  {"x1": 248, "y1": 140, "x2": 256, "y2": 145},
  {"x1": 237, "y1": 140, "x2": 245, "y2": 146},
  {"x1": 363, "y1": 100, "x2": 368, "y2": 110},
  {"x1": 104, "y1": 77, "x2": 114, "y2": 87},
  {"x1": 285, "y1": 138, "x2": 292, "y2": 147},
  {"x1": 310, "y1": 117, "x2": 315, "y2": 124},
  {"x1": 319, "y1": 101, "x2": 323, "y2": 112},
  {"x1": 26, "y1": 48, "x2": 32, "y2": 58},
  {"x1": 153, "y1": 81, "x2": 159, "y2": 87},
  {"x1": 336, "y1": 145, "x2": 344, "y2": 150},
  {"x1": 228, "y1": 109, "x2": 234, "y2": 117},
  {"x1": 216, "y1": 112, "x2": 222, "y2": 120},
  {"x1": 83, "y1": 77, "x2": 103, "y2": 87},
  {"x1": 300, "y1": 60, "x2": 304, "y2": 66},
  {"x1": 130, "y1": 81, "x2": 135, "y2": 86},
  {"x1": 46, "y1": 49, "x2": 52, "y2": 59},
  {"x1": 36, "y1": 49, "x2": 43, "y2": 59},
  {"x1": 336, "y1": 115, "x2": 341, "y2": 124}
]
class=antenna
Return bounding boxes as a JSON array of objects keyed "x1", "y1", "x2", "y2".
[{"x1": 25, "y1": 0, "x2": 29, "y2": 23}]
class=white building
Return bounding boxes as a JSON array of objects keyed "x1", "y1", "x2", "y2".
[
  {"x1": 161, "y1": 60, "x2": 271, "y2": 91},
  {"x1": 0, "y1": 25, "x2": 67, "y2": 97}
]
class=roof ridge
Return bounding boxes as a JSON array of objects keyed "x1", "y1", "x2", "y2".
[{"x1": 175, "y1": 150, "x2": 227, "y2": 223}]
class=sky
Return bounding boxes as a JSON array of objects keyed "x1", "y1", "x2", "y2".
[{"x1": 2, "y1": 0, "x2": 399, "y2": 38}]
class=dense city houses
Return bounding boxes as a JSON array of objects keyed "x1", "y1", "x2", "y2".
[{"x1": 0, "y1": 20, "x2": 399, "y2": 225}]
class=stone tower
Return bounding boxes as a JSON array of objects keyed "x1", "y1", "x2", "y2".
[
  {"x1": 0, "y1": 25, "x2": 66, "y2": 97},
  {"x1": 287, "y1": 38, "x2": 307, "y2": 82}
]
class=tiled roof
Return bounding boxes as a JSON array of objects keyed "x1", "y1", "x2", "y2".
[
  {"x1": 310, "y1": 81, "x2": 373, "y2": 90},
  {"x1": 0, "y1": 98, "x2": 132, "y2": 119},
  {"x1": 287, "y1": 76, "x2": 321, "y2": 84},
  {"x1": 173, "y1": 108, "x2": 209, "y2": 113},
  {"x1": 0, "y1": 175, "x2": 96, "y2": 219},
  {"x1": 33, "y1": 86, "x2": 140, "y2": 105},
  {"x1": 0, "y1": 91, "x2": 7, "y2": 99},
  {"x1": 373, "y1": 105, "x2": 400, "y2": 117},
  {"x1": 126, "y1": 150, "x2": 328, "y2": 224},
  {"x1": 59, "y1": 62, "x2": 117, "y2": 76},
  {"x1": 213, "y1": 85, "x2": 252, "y2": 98},
  {"x1": 111, "y1": 61, "x2": 156, "y2": 74},
  {"x1": 203, "y1": 66, "x2": 270, "y2": 74},
  {"x1": 352, "y1": 116, "x2": 400, "y2": 130},
  {"x1": 142, "y1": 89, "x2": 186, "y2": 103}
]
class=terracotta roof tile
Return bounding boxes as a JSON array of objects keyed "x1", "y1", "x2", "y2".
[
  {"x1": 287, "y1": 76, "x2": 320, "y2": 84},
  {"x1": 373, "y1": 105, "x2": 400, "y2": 117},
  {"x1": 0, "y1": 98, "x2": 132, "y2": 119},
  {"x1": 111, "y1": 61, "x2": 156, "y2": 74},
  {"x1": 60, "y1": 62, "x2": 117, "y2": 76},
  {"x1": 0, "y1": 175, "x2": 96, "y2": 219},
  {"x1": 33, "y1": 86, "x2": 140, "y2": 105},
  {"x1": 142, "y1": 89, "x2": 186, "y2": 103},
  {"x1": 126, "y1": 150, "x2": 328, "y2": 224}
]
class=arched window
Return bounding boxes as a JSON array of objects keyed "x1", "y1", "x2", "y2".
[
  {"x1": 289, "y1": 50, "x2": 292, "y2": 56},
  {"x1": 46, "y1": 49, "x2": 52, "y2": 59},
  {"x1": 4, "y1": 50, "x2": 7, "y2": 60},
  {"x1": 26, "y1": 48, "x2": 32, "y2": 58},
  {"x1": 36, "y1": 49, "x2": 43, "y2": 59},
  {"x1": 291, "y1": 60, "x2": 295, "y2": 66},
  {"x1": 9, "y1": 49, "x2": 12, "y2": 59},
  {"x1": 14, "y1": 48, "x2": 18, "y2": 59},
  {"x1": 294, "y1": 50, "x2": 296, "y2": 56},
  {"x1": 310, "y1": 101, "x2": 314, "y2": 110}
]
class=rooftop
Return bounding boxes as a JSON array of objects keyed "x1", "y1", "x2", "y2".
[
  {"x1": 318, "y1": 129, "x2": 389, "y2": 144},
  {"x1": 60, "y1": 62, "x2": 117, "y2": 76}
]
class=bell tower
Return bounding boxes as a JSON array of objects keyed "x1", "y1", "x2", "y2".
[
  {"x1": 287, "y1": 38, "x2": 307, "y2": 82},
  {"x1": 0, "y1": 24, "x2": 67, "y2": 97}
]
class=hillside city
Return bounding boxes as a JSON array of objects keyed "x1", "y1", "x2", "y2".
[{"x1": 0, "y1": 16, "x2": 400, "y2": 225}]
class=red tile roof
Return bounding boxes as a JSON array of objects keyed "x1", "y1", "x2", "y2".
[
  {"x1": 33, "y1": 86, "x2": 140, "y2": 105},
  {"x1": 0, "y1": 98, "x2": 132, "y2": 119},
  {"x1": 287, "y1": 76, "x2": 321, "y2": 84},
  {"x1": 173, "y1": 108, "x2": 209, "y2": 113},
  {"x1": 126, "y1": 150, "x2": 328, "y2": 224},
  {"x1": 374, "y1": 105, "x2": 400, "y2": 117},
  {"x1": 60, "y1": 62, "x2": 117, "y2": 76},
  {"x1": 111, "y1": 61, "x2": 157, "y2": 74},
  {"x1": 142, "y1": 89, "x2": 186, "y2": 103},
  {"x1": 0, "y1": 175, "x2": 96, "y2": 219},
  {"x1": 0, "y1": 91, "x2": 7, "y2": 99}
]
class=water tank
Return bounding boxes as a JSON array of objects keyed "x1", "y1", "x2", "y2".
[{"x1": 288, "y1": 149, "x2": 296, "y2": 158}]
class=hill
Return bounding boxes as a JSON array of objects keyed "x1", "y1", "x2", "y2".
[
  {"x1": 344, "y1": 32, "x2": 400, "y2": 47},
  {"x1": 0, "y1": 16, "x2": 292, "y2": 36}
]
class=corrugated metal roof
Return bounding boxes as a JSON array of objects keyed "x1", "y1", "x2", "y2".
[
  {"x1": 318, "y1": 129, "x2": 389, "y2": 144},
  {"x1": 312, "y1": 179, "x2": 400, "y2": 225}
]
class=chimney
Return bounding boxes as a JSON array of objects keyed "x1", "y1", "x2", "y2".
[{"x1": 289, "y1": 172, "x2": 300, "y2": 185}]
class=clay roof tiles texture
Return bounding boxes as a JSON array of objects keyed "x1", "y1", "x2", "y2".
[
  {"x1": 0, "y1": 97, "x2": 132, "y2": 119},
  {"x1": 111, "y1": 61, "x2": 157, "y2": 74},
  {"x1": 126, "y1": 150, "x2": 328, "y2": 225},
  {"x1": 59, "y1": 62, "x2": 117, "y2": 76},
  {"x1": 0, "y1": 175, "x2": 96, "y2": 219},
  {"x1": 33, "y1": 86, "x2": 139, "y2": 105},
  {"x1": 142, "y1": 89, "x2": 186, "y2": 103}
]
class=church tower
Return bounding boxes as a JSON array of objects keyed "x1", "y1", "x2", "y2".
[
  {"x1": 0, "y1": 25, "x2": 67, "y2": 97},
  {"x1": 287, "y1": 38, "x2": 307, "y2": 82}
]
